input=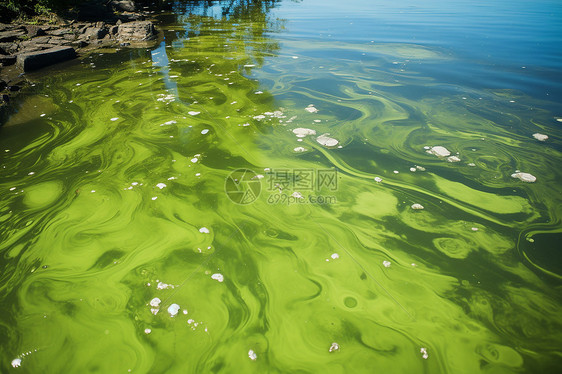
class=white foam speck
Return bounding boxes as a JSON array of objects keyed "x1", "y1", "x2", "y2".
[
  {"x1": 201, "y1": 129, "x2": 209, "y2": 134},
  {"x1": 199, "y1": 227, "x2": 210, "y2": 234},
  {"x1": 110, "y1": 117, "x2": 119, "y2": 121},
  {"x1": 393, "y1": 170, "x2": 399, "y2": 174},
  {"x1": 409, "y1": 167, "x2": 416, "y2": 172},
  {"x1": 374, "y1": 177, "x2": 382, "y2": 183},
  {"x1": 411, "y1": 203, "x2": 424, "y2": 210},
  {"x1": 331, "y1": 253, "x2": 339, "y2": 260},
  {"x1": 471, "y1": 227, "x2": 479, "y2": 231},
  {"x1": 305, "y1": 105, "x2": 318, "y2": 113},
  {"x1": 11, "y1": 358, "x2": 22, "y2": 368},
  {"x1": 40, "y1": 113, "x2": 46, "y2": 117},
  {"x1": 511, "y1": 172, "x2": 536, "y2": 183},
  {"x1": 255, "y1": 91, "x2": 263, "y2": 94},
  {"x1": 149, "y1": 297, "x2": 161, "y2": 307},
  {"x1": 291, "y1": 191, "x2": 304, "y2": 199},
  {"x1": 294, "y1": 146, "x2": 307, "y2": 152},
  {"x1": 156, "y1": 183, "x2": 166, "y2": 189},
  {"x1": 211, "y1": 273, "x2": 224, "y2": 282},
  {"x1": 168, "y1": 303, "x2": 180, "y2": 317},
  {"x1": 420, "y1": 347, "x2": 429, "y2": 359},
  {"x1": 316, "y1": 133, "x2": 339, "y2": 147},
  {"x1": 329, "y1": 342, "x2": 340, "y2": 352},
  {"x1": 248, "y1": 349, "x2": 257, "y2": 360},
  {"x1": 28, "y1": 172, "x2": 35, "y2": 176},
  {"x1": 191, "y1": 158, "x2": 198, "y2": 163},
  {"x1": 293, "y1": 128, "x2": 316, "y2": 138},
  {"x1": 144, "y1": 328, "x2": 151, "y2": 334},
  {"x1": 157, "y1": 282, "x2": 173, "y2": 290},
  {"x1": 383, "y1": 260, "x2": 391, "y2": 268},
  {"x1": 188, "y1": 111, "x2": 200, "y2": 116},
  {"x1": 427, "y1": 146, "x2": 451, "y2": 157},
  {"x1": 151, "y1": 196, "x2": 158, "y2": 200},
  {"x1": 532, "y1": 133, "x2": 548, "y2": 141}
]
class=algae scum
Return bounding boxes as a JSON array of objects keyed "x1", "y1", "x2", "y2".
[{"x1": 1, "y1": 0, "x2": 562, "y2": 373}]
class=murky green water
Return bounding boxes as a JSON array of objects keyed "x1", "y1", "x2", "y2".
[{"x1": 1, "y1": 0, "x2": 562, "y2": 372}]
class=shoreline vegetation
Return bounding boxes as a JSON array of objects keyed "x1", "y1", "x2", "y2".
[{"x1": 0, "y1": 0, "x2": 168, "y2": 120}]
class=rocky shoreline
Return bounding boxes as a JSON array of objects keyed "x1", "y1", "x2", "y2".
[{"x1": 0, "y1": 0, "x2": 163, "y2": 113}]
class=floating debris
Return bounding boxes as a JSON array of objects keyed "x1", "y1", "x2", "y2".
[
  {"x1": 511, "y1": 172, "x2": 536, "y2": 183},
  {"x1": 305, "y1": 105, "x2": 318, "y2": 113},
  {"x1": 532, "y1": 133, "x2": 548, "y2": 141},
  {"x1": 383, "y1": 260, "x2": 391, "y2": 268},
  {"x1": 329, "y1": 342, "x2": 340, "y2": 352},
  {"x1": 248, "y1": 349, "x2": 258, "y2": 361},
  {"x1": 168, "y1": 303, "x2": 180, "y2": 317},
  {"x1": 291, "y1": 191, "x2": 304, "y2": 199},
  {"x1": 316, "y1": 133, "x2": 339, "y2": 147},
  {"x1": 420, "y1": 347, "x2": 429, "y2": 359},
  {"x1": 160, "y1": 120, "x2": 176, "y2": 126},
  {"x1": 292, "y1": 128, "x2": 316, "y2": 138},
  {"x1": 374, "y1": 177, "x2": 383, "y2": 183},
  {"x1": 211, "y1": 273, "x2": 224, "y2": 282},
  {"x1": 294, "y1": 146, "x2": 307, "y2": 152},
  {"x1": 199, "y1": 227, "x2": 210, "y2": 234},
  {"x1": 427, "y1": 146, "x2": 451, "y2": 157},
  {"x1": 447, "y1": 155, "x2": 461, "y2": 163},
  {"x1": 157, "y1": 282, "x2": 173, "y2": 290},
  {"x1": 411, "y1": 203, "x2": 424, "y2": 210},
  {"x1": 156, "y1": 183, "x2": 166, "y2": 189}
]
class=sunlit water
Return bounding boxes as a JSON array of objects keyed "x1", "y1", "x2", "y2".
[{"x1": 1, "y1": 0, "x2": 561, "y2": 372}]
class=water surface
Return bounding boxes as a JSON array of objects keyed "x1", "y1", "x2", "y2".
[{"x1": 1, "y1": 0, "x2": 561, "y2": 373}]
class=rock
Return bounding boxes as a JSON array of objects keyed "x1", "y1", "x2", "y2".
[
  {"x1": 0, "y1": 42, "x2": 17, "y2": 54},
  {"x1": 7, "y1": 85, "x2": 20, "y2": 92},
  {"x1": 0, "y1": 30, "x2": 25, "y2": 42},
  {"x1": 118, "y1": 21, "x2": 155, "y2": 41},
  {"x1": 1, "y1": 94, "x2": 9, "y2": 103},
  {"x1": 0, "y1": 80, "x2": 6, "y2": 90},
  {"x1": 25, "y1": 25, "x2": 46, "y2": 38},
  {"x1": 85, "y1": 27, "x2": 107, "y2": 40},
  {"x1": 17, "y1": 46, "x2": 77, "y2": 72},
  {"x1": 0, "y1": 55, "x2": 16, "y2": 66},
  {"x1": 109, "y1": 25, "x2": 119, "y2": 35},
  {"x1": 111, "y1": 0, "x2": 136, "y2": 12},
  {"x1": 48, "y1": 28, "x2": 73, "y2": 36}
]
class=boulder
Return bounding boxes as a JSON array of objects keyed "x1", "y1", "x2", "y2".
[
  {"x1": 0, "y1": 30, "x2": 25, "y2": 42},
  {"x1": 111, "y1": 0, "x2": 136, "y2": 12},
  {"x1": 118, "y1": 21, "x2": 155, "y2": 41},
  {"x1": 25, "y1": 25, "x2": 46, "y2": 38},
  {"x1": 85, "y1": 27, "x2": 107, "y2": 40},
  {"x1": 17, "y1": 46, "x2": 76, "y2": 72}
]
